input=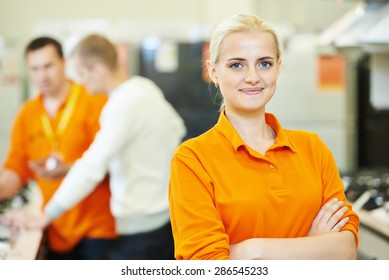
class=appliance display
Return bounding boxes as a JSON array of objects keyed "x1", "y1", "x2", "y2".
[
  {"x1": 343, "y1": 168, "x2": 389, "y2": 212},
  {"x1": 139, "y1": 40, "x2": 220, "y2": 141},
  {"x1": 357, "y1": 54, "x2": 389, "y2": 168}
]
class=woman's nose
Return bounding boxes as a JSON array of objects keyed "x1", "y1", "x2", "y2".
[{"x1": 244, "y1": 67, "x2": 260, "y2": 84}]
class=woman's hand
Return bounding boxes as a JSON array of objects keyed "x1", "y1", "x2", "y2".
[{"x1": 308, "y1": 198, "x2": 349, "y2": 236}]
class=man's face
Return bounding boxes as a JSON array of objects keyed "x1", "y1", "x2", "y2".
[
  {"x1": 26, "y1": 45, "x2": 66, "y2": 96},
  {"x1": 72, "y1": 55, "x2": 102, "y2": 94}
]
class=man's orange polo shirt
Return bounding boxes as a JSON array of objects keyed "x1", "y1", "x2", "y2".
[
  {"x1": 169, "y1": 110, "x2": 359, "y2": 260},
  {"x1": 4, "y1": 81, "x2": 116, "y2": 252}
]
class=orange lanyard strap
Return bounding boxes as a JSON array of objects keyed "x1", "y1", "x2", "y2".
[{"x1": 40, "y1": 84, "x2": 80, "y2": 151}]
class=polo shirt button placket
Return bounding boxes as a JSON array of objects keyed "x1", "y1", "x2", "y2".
[{"x1": 269, "y1": 163, "x2": 275, "y2": 169}]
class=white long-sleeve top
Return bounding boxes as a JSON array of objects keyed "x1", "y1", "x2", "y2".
[{"x1": 45, "y1": 76, "x2": 186, "y2": 234}]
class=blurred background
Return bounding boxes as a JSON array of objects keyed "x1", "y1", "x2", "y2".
[{"x1": 0, "y1": 0, "x2": 388, "y2": 259}]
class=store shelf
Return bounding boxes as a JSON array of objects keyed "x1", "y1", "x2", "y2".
[
  {"x1": 356, "y1": 208, "x2": 389, "y2": 260},
  {"x1": 2, "y1": 184, "x2": 43, "y2": 260}
]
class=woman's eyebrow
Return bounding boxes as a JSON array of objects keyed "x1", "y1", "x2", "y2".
[{"x1": 226, "y1": 56, "x2": 275, "y2": 61}]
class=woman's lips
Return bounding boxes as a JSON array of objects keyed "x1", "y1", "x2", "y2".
[{"x1": 240, "y1": 87, "x2": 263, "y2": 95}]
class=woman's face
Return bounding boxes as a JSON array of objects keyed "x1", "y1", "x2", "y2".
[{"x1": 209, "y1": 31, "x2": 281, "y2": 114}]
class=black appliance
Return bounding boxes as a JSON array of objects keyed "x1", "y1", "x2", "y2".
[
  {"x1": 357, "y1": 55, "x2": 389, "y2": 168},
  {"x1": 139, "y1": 40, "x2": 220, "y2": 141}
]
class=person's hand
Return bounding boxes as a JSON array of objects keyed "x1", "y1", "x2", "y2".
[
  {"x1": 0, "y1": 169, "x2": 23, "y2": 201},
  {"x1": 0, "y1": 184, "x2": 19, "y2": 201},
  {"x1": 3, "y1": 209, "x2": 51, "y2": 230},
  {"x1": 308, "y1": 198, "x2": 349, "y2": 236},
  {"x1": 29, "y1": 154, "x2": 70, "y2": 180}
]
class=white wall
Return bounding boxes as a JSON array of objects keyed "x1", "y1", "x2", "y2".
[
  {"x1": 0, "y1": 0, "x2": 357, "y2": 45},
  {"x1": 0, "y1": 38, "x2": 24, "y2": 163}
]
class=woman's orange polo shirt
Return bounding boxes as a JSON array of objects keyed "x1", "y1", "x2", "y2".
[{"x1": 169, "y1": 111, "x2": 359, "y2": 260}]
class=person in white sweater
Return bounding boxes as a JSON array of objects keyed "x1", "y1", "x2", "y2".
[{"x1": 7, "y1": 34, "x2": 186, "y2": 259}]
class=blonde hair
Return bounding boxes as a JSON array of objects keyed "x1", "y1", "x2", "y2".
[
  {"x1": 208, "y1": 14, "x2": 281, "y2": 110},
  {"x1": 209, "y1": 14, "x2": 281, "y2": 65},
  {"x1": 72, "y1": 34, "x2": 118, "y2": 71}
]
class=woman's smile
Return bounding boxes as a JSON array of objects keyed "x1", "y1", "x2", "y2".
[{"x1": 239, "y1": 87, "x2": 264, "y2": 95}]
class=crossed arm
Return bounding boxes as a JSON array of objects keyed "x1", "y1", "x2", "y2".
[{"x1": 230, "y1": 198, "x2": 357, "y2": 260}]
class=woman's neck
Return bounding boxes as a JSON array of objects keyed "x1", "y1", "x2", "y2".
[{"x1": 225, "y1": 108, "x2": 275, "y2": 154}]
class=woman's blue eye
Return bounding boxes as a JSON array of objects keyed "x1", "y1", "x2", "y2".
[
  {"x1": 259, "y1": 61, "x2": 271, "y2": 68},
  {"x1": 230, "y1": 63, "x2": 242, "y2": 69}
]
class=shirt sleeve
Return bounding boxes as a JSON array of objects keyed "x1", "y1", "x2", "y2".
[
  {"x1": 169, "y1": 147, "x2": 231, "y2": 260},
  {"x1": 3, "y1": 106, "x2": 32, "y2": 183},
  {"x1": 45, "y1": 95, "x2": 135, "y2": 218},
  {"x1": 318, "y1": 135, "x2": 360, "y2": 247}
]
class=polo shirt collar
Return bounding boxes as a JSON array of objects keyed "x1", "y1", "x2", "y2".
[
  {"x1": 265, "y1": 113, "x2": 296, "y2": 153},
  {"x1": 215, "y1": 109, "x2": 296, "y2": 153},
  {"x1": 37, "y1": 79, "x2": 75, "y2": 110}
]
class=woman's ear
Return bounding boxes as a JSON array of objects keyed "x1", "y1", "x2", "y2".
[
  {"x1": 206, "y1": 60, "x2": 218, "y2": 87},
  {"x1": 276, "y1": 58, "x2": 282, "y2": 78}
]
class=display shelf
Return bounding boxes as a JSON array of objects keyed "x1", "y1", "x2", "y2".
[
  {"x1": 356, "y1": 208, "x2": 389, "y2": 260},
  {"x1": 3, "y1": 184, "x2": 43, "y2": 260}
]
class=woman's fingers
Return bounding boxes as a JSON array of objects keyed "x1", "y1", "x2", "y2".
[
  {"x1": 314, "y1": 198, "x2": 339, "y2": 222},
  {"x1": 309, "y1": 198, "x2": 350, "y2": 236},
  {"x1": 320, "y1": 200, "x2": 344, "y2": 225},
  {"x1": 332, "y1": 216, "x2": 349, "y2": 232}
]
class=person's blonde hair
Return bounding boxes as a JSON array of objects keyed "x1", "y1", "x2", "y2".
[
  {"x1": 72, "y1": 34, "x2": 118, "y2": 71},
  {"x1": 209, "y1": 14, "x2": 281, "y2": 65}
]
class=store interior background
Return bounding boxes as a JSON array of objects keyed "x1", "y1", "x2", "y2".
[
  {"x1": 0, "y1": 0, "x2": 361, "y2": 168},
  {"x1": 0, "y1": 0, "x2": 388, "y2": 259}
]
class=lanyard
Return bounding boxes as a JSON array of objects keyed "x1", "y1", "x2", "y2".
[{"x1": 40, "y1": 83, "x2": 80, "y2": 151}]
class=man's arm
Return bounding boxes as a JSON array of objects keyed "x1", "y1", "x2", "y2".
[
  {"x1": 0, "y1": 169, "x2": 24, "y2": 201},
  {"x1": 44, "y1": 95, "x2": 134, "y2": 220}
]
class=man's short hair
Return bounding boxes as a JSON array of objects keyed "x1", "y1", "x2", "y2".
[
  {"x1": 72, "y1": 34, "x2": 118, "y2": 71},
  {"x1": 25, "y1": 36, "x2": 63, "y2": 58}
]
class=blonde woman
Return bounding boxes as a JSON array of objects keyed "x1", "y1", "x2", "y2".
[{"x1": 169, "y1": 14, "x2": 359, "y2": 260}]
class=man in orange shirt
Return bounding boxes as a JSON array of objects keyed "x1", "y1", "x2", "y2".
[
  {"x1": 169, "y1": 14, "x2": 359, "y2": 260},
  {"x1": 0, "y1": 37, "x2": 116, "y2": 259}
]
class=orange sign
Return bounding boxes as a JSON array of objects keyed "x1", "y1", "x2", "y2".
[{"x1": 317, "y1": 54, "x2": 346, "y2": 92}]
